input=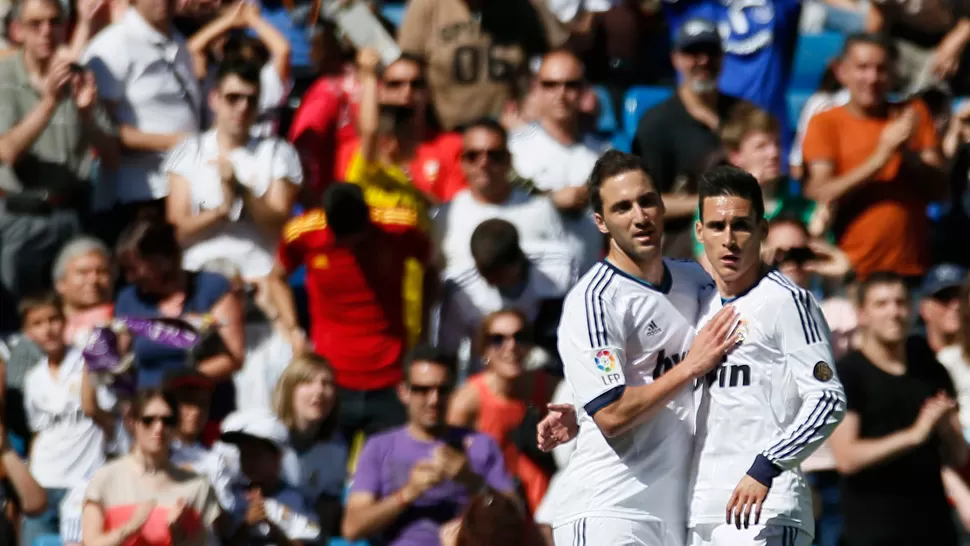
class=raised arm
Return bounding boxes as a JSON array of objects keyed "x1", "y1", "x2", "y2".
[
  {"x1": 187, "y1": 2, "x2": 245, "y2": 79},
  {"x1": 243, "y1": 2, "x2": 291, "y2": 83},
  {"x1": 356, "y1": 48, "x2": 380, "y2": 164}
]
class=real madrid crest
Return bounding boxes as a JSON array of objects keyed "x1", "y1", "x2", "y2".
[
  {"x1": 813, "y1": 361, "x2": 834, "y2": 382},
  {"x1": 735, "y1": 318, "x2": 748, "y2": 346}
]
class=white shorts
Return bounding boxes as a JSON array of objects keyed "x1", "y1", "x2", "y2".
[
  {"x1": 688, "y1": 524, "x2": 813, "y2": 546},
  {"x1": 554, "y1": 517, "x2": 685, "y2": 546}
]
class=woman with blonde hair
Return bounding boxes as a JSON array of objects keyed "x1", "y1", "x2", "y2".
[
  {"x1": 274, "y1": 352, "x2": 347, "y2": 540},
  {"x1": 447, "y1": 308, "x2": 557, "y2": 514}
]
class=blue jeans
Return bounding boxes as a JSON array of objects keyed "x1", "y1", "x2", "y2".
[
  {"x1": 807, "y1": 471, "x2": 842, "y2": 546},
  {"x1": 20, "y1": 487, "x2": 66, "y2": 546}
]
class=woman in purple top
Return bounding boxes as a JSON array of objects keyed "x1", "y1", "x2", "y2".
[{"x1": 342, "y1": 345, "x2": 516, "y2": 546}]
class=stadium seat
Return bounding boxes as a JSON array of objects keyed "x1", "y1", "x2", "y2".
[
  {"x1": 622, "y1": 86, "x2": 674, "y2": 135},
  {"x1": 33, "y1": 535, "x2": 63, "y2": 546},
  {"x1": 789, "y1": 32, "x2": 844, "y2": 91},
  {"x1": 591, "y1": 85, "x2": 618, "y2": 134},
  {"x1": 329, "y1": 539, "x2": 370, "y2": 546},
  {"x1": 786, "y1": 89, "x2": 814, "y2": 134},
  {"x1": 380, "y1": 4, "x2": 406, "y2": 27}
]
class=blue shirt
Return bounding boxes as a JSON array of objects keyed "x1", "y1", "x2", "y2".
[
  {"x1": 663, "y1": 0, "x2": 801, "y2": 131},
  {"x1": 115, "y1": 271, "x2": 230, "y2": 388}
]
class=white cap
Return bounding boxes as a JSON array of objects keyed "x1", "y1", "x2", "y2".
[{"x1": 220, "y1": 409, "x2": 290, "y2": 451}]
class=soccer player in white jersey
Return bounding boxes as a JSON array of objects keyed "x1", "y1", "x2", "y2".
[
  {"x1": 689, "y1": 166, "x2": 847, "y2": 546},
  {"x1": 551, "y1": 150, "x2": 740, "y2": 546}
]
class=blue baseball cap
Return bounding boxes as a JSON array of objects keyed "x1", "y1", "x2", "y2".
[{"x1": 921, "y1": 263, "x2": 967, "y2": 298}]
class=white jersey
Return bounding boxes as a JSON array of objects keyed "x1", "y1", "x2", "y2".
[
  {"x1": 689, "y1": 270, "x2": 847, "y2": 534},
  {"x1": 553, "y1": 258, "x2": 714, "y2": 528}
]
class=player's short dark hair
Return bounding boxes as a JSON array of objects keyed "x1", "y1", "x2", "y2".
[
  {"x1": 18, "y1": 291, "x2": 62, "y2": 325},
  {"x1": 587, "y1": 150, "x2": 651, "y2": 215},
  {"x1": 857, "y1": 270, "x2": 908, "y2": 306},
  {"x1": 402, "y1": 344, "x2": 458, "y2": 383},
  {"x1": 842, "y1": 32, "x2": 898, "y2": 61},
  {"x1": 215, "y1": 58, "x2": 262, "y2": 88},
  {"x1": 323, "y1": 183, "x2": 370, "y2": 238},
  {"x1": 470, "y1": 219, "x2": 525, "y2": 276},
  {"x1": 697, "y1": 165, "x2": 765, "y2": 221},
  {"x1": 461, "y1": 118, "x2": 508, "y2": 147}
]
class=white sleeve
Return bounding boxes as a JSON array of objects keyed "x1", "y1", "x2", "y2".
[
  {"x1": 271, "y1": 141, "x2": 304, "y2": 186},
  {"x1": 162, "y1": 135, "x2": 199, "y2": 178},
  {"x1": 559, "y1": 284, "x2": 627, "y2": 416},
  {"x1": 749, "y1": 288, "x2": 846, "y2": 485},
  {"x1": 82, "y1": 30, "x2": 128, "y2": 105},
  {"x1": 23, "y1": 371, "x2": 46, "y2": 433}
]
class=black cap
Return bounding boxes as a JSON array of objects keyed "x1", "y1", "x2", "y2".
[{"x1": 675, "y1": 18, "x2": 722, "y2": 51}]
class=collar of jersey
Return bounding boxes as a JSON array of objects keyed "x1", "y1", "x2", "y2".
[
  {"x1": 720, "y1": 268, "x2": 773, "y2": 304},
  {"x1": 600, "y1": 259, "x2": 672, "y2": 294}
]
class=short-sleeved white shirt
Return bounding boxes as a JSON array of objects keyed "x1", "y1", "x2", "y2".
[
  {"x1": 234, "y1": 322, "x2": 293, "y2": 412},
  {"x1": 83, "y1": 7, "x2": 201, "y2": 205},
  {"x1": 163, "y1": 128, "x2": 303, "y2": 279},
  {"x1": 24, "y1": 347, "x2": 107, "y2": 489}
]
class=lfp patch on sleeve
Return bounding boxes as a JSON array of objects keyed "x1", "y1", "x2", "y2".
[{"x1": 813, "y1": 361, "x2": 834, "y2": 382}]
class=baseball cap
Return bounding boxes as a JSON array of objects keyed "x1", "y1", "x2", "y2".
[
  {"x1": 220, "y1": 409, "x2": 290, "y2": 452},
  {"x1": 675, "y1": 18, "x2": 722, "y2": 51},
  {"x1": 920, "y1": 263, "x2": 968, "y2": 298},
  {"x1": 162, "y1": 368, "x2": 215, "y2": 392}
]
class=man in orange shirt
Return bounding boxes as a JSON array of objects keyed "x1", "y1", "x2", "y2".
[{"x1": 802, "y1": 33, "x2": 946, "y2": 283}]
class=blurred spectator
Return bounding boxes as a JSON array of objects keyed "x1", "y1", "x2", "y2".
[
  {"x1": 165, "y1": 59, "x2": 302, "y2": 280},
  {"x1": 448, "y1": 309, "x2": 557, "y2": 513},
  {"x1": 342, "y1": 345, "x2": 515, "y2": 545},
  {"x1": 270, "y1": 182, "x2": 431, "y2": 440},
  {"x1": 20, "y1": 291, "x2": 105, "y2": 546},
  {"x1": 220, "y1": 408, "x2": 322, "y2": 545},
  {"x1": 939, "y1": 274, "x2": 970, "y2": 438},
  {"x1": 633, "y1": 19, "x2": 744, "y2": 259},
  {"x1": 162, "y1": 369, "x2": 234, "y2": 512},
  {"x1": 52, "y1": 236, "x2": 114, "y2": 346},
  {"x1": 0, "y1": 0, "x2": 118, "y2": 307},
  {"x1": 509, "y1": 50, "x2": 603, "y2": 272},
  {"x1": 397, "y1": 0, "x2": 570, "y2": 130},
  {"x1": 937, "y1": 99, "x2": 970, "y2": 268},
  {"x1": 662, "y1": 0, "x2": 801, "y2": 132},
  {"x1": 919, "y1": 264, "x2": 966, "y2": 354},
  {"x1": 256, "y1": 0, "x2": 318, "y2": 89},
  {"x1": 114, "y1": 218, "x2": 244, "y2": 388},
  {"x1": 867, "y1": 0, "x2": 970, "y2": 95},
  {"x1": 0, "y1": 421, "x2": 47, "y2": 534},
  {"x1": 83, "y1": 0, "x2": 202, "y2": 236},
  {"x1": 830, "y1": 272, "x2": 966, "y2": 546},
  {"x1": 435, "y1": 119, "x2": 569, "y2": 277},
  {"x1": 274, "y1": 353, "x2": 347, "y2": 541},
  {"x1": 81, "y1": 389, "x2": 230, "y2": 546},
  {"x1": 287, "y1": 21, "x2": 359, "y2": 205},
  {"x1": 800, "y1": 0, "x2": 867, "y2": 34},
  {"x1": 802, "y1": 33, "x2": 946, "y2": 283},
  {"x1": 334, "y1": 53, "x2": 466, "y2": 205},
  {"x1": 440, "y1": 492, "x2": 544, "y2": 546},
  {"x1": 188, "y1": 1, "x2": 292, "y2": 138},
  {"x1": 789, "y1": 61, "x2": 848, "y2": 179},
  {"x1": 436, "y1": 219, "x2": 575, "y2": 359}
]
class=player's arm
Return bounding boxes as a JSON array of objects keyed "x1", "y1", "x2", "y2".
[{"x1": 565, "y1": 302, "x2": 739, "y2": 439}]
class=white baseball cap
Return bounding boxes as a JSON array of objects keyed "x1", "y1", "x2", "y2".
[{"x1": 220, "y1": 409, "x2": 290, "y2": 451}]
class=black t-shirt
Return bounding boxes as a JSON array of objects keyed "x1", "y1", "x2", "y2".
[
  {"x1": 631, "y1": 92, "x2": 745, "y2": 259},
  {"x1": 836, "y1": 337, "x2": 958, "y2": 546}
]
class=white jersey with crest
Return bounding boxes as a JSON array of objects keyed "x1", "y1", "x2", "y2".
[
  {"x1": 553, "y1": 258, "x2": 715, "y2": 529},
  {"x1": 689, "y1": 270, "x2": 847, "y2": 535}
]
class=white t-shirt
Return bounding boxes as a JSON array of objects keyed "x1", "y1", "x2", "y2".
[
  {"x1": 83, "y1": 7, "x2": 202, "y2": 206},
  {"x1": 937, "y1": 345, "x2": 970, "y2": 434},
  {"x1": 434, "y1": 189, "x2": 570, "y2": 279},
  {"x1": 552, "y1": 258, "x2": 712, "y2": 528},
  {"x1": 509, "y1": 123, "x2": 607, "y2": 274},
  {"x1": 234, "y1": 322, "x2": 293, "y2": 413},
  {"x1": 171, "y1": 440, "x2": 236, "y2": 512},
  {"x1": 164, "y1": 129, "x2": 303, "y2": 279},
  {"x1": 436, "y1": 242, "x2": 578, "y2": 354},
  {"x1": 24, "y1": 347, "x2": 107, "y2": 489},
  {"x1": 689, "y1": 270, "x2": 846, "y2": 536}
]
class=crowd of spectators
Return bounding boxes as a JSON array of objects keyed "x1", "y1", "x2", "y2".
[{"x1": 0, "y1": 0, "x2": 970, "y2": 544}]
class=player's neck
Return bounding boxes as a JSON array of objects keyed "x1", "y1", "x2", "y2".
[
  {"x1": 859, "y1": 336, "x2": 907, "y2": 374},
  {"x1": 716, "y1": 263, "x2": 765, "y2": 300},
  {"x1": 606, "y1": 247, "x2": 665, "y2": 287}
]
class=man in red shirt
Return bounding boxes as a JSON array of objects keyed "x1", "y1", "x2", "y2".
[{"x1": 267, "y1": 182, "x2": 433, "y2": 438}]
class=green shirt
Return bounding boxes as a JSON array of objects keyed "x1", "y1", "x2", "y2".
[{"x1": 692, "y1": 179, "x2": 817, "y2": 258}]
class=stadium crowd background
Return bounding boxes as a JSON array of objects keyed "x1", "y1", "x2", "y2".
[{"x1": 0, "y1": 0, "x2": 969, "y2": 544}]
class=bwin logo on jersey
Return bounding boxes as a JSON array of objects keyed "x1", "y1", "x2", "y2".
[
  {"x1": 653, "y1": 349, "x2": 687, "y2": 380},
  {"x1": 705, "y1": 357, "x2": 752, "y2": 388}
]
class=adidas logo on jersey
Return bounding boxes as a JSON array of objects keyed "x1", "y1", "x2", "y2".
[{"x1": 646, "y1": 321, "x2": 662, "y2": 336}]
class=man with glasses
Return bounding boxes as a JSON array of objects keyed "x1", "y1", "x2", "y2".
[
  {"x1": 435, "y1": 118, "x2": 570, "y2": 280},
  {"x1": 509, "y1": 50, "x2": 605, "y2": 273},
  {"x1": 163, "y1": 59, "x2": 302, "y2": 283},
  {"x1": 0, "y1": 0, "x2": 117, "y2": 332},
  {"x1": 342, "y1": 344, "x2": 517, "y2": 546}
]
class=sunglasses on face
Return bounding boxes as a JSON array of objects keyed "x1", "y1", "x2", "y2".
[
  {"x1": 139, "y1": 414, "x2": 177, "y2": 428},
  {"x1": 486, "y1": 330, "x2": 531, "y2": 348},
  {"x1": 408, "y1": 383, "x2": 454, "y2": 396},
  {"x1": 539, "y1": 79, "x2": 583, "y2": 91},
  {"x1": 461, "y1": 148, "x2": 508, "y2": 163},
  {"x1": 223, "y1": 92, "x2": 259, "y2": 108},
  {"x1": 384, "y1": 78, "x2": 427, "y2": 90}
]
